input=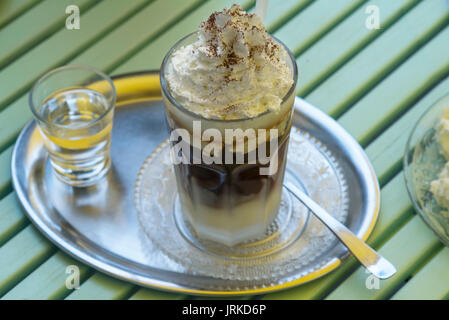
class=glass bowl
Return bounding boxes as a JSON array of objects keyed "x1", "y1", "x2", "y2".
[{"x1": 404, "y1": 92, "x2": 449, "y2": 246}]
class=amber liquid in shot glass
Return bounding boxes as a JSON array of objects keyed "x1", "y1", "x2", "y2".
[{"x1": 30, "y1": 66, "x2": 116, "y2": 187}]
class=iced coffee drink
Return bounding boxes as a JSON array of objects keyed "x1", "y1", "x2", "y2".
[{"x1": 160, "y1": 5, "x2": 298, "y2": 246}]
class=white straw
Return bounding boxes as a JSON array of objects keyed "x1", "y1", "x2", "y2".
[{"x1": 255, "y1": 0, "x2": 268, "y2": 23}]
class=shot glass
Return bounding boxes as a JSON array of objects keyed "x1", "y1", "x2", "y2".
[
  {"x1": 29, "y1": 65, "x2": 116, "y2": 187},
  {"x1": 160, "y1": 33, "x2": 298, "y2": 246}
]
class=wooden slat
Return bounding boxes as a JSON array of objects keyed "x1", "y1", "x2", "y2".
[
  {"x1": 0, "y1": 0, "x2": 40, "y2": 29},
  {"x1": 0, "y1": 193, "x2": 27, "y2": 246},
  {"x1": 114, "y1": 0, "x2": 255, "y2": 74},
  {"x1": 1, "y1": 252, "x2": 91, "y2": 300},
  {"x1": 113, "y1": 0, "x2": 257, "y2": 75},
  {"x1": 115, "y1": 0, "x2": 365, "y2": 74},
  {"x1": 307, "y1": 0, "x2": 449, "y2": 119},
  {"x1": 70, "y1": 0, "x2": 205, "y2": 74},
  {"x1": 275, "y1": 0, "x2": 366, "y2": 56},
  {"x1": 0, "y1": 0, "x2": 98, "y2": 69},
  {"x1": 296, "y1": 0, "x2": 420, "y2": 97},
  {"x1": 0, "y1": 0, "x2": 151, "y2": 111},
  {"x1": 361, "y1": 175, "x2": 413, "y2": 248},
  {"x1": 366, "y1": 76, "x2": 449, "y2": 185},
  {"x1": 391, "y1": 247, "x2": 449, "y2": 300},
  {"x1": 336, "y1": 27, "x2": 449, "y2": 145},
  {"x1": 65, "y1": 274, "x2": 135, "y2": 300},
  {"x1": 0, "y1": 94, "x2": 28, "y2": 152},
  {"x1": 325, "y1": 216, "x2": 442, "y2": 300},
  {"x1": 0, "y1": 225, "x2": 55, "y2": 297},
  {"x1": 0, "y1": 146, "x2": 12, "y2": 198}
]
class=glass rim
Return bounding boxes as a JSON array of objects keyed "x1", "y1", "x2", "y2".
[
  {"x1": 160, "y1": 31, "x2": 298, "y2": 123},
  {"x1": 29, "y1": 65, "x2": 117, "y2": 128}
]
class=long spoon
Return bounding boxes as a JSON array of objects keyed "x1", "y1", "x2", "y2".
[{"x1": 284, "y1": 181, "x2": 397, "y2": 279}]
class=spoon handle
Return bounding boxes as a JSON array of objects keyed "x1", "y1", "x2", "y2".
[{"x1": 284, "y1": 181, "x2": 396, "y2": 279}]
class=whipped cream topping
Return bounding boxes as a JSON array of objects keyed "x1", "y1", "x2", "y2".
[
  {"x1": 435, "y1": 107, "x2": 449, "y2": 159},
  {"x1": 164, "y1": 4, "x2": 294, "y2": 120},
  {"x1": 431, "y1": 106, "x2": 449, "y2": 208},
  {"x1": 431, "y1": 162, "x2": 449, "y2": 209}
]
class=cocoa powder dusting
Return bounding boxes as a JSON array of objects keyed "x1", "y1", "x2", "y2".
[{"x1": 200, "y1": 4, "x2": 280, "y2": 70}]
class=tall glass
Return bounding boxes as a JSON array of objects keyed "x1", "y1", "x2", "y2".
[
  {"x1": 29, "y1": 65, "x2": 116, "y2": 187},
  {"x1": 161, "y1": 33, "x2": 298, "y2": 246}
]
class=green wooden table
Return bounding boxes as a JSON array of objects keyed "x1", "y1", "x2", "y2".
[{"x1": 0, "y1": 0, "x2": 449, "y2": 300}]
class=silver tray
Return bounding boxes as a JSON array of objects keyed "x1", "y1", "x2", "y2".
[{"x1": 11, "y1": 71, "x2": 380, "y2": 296}]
